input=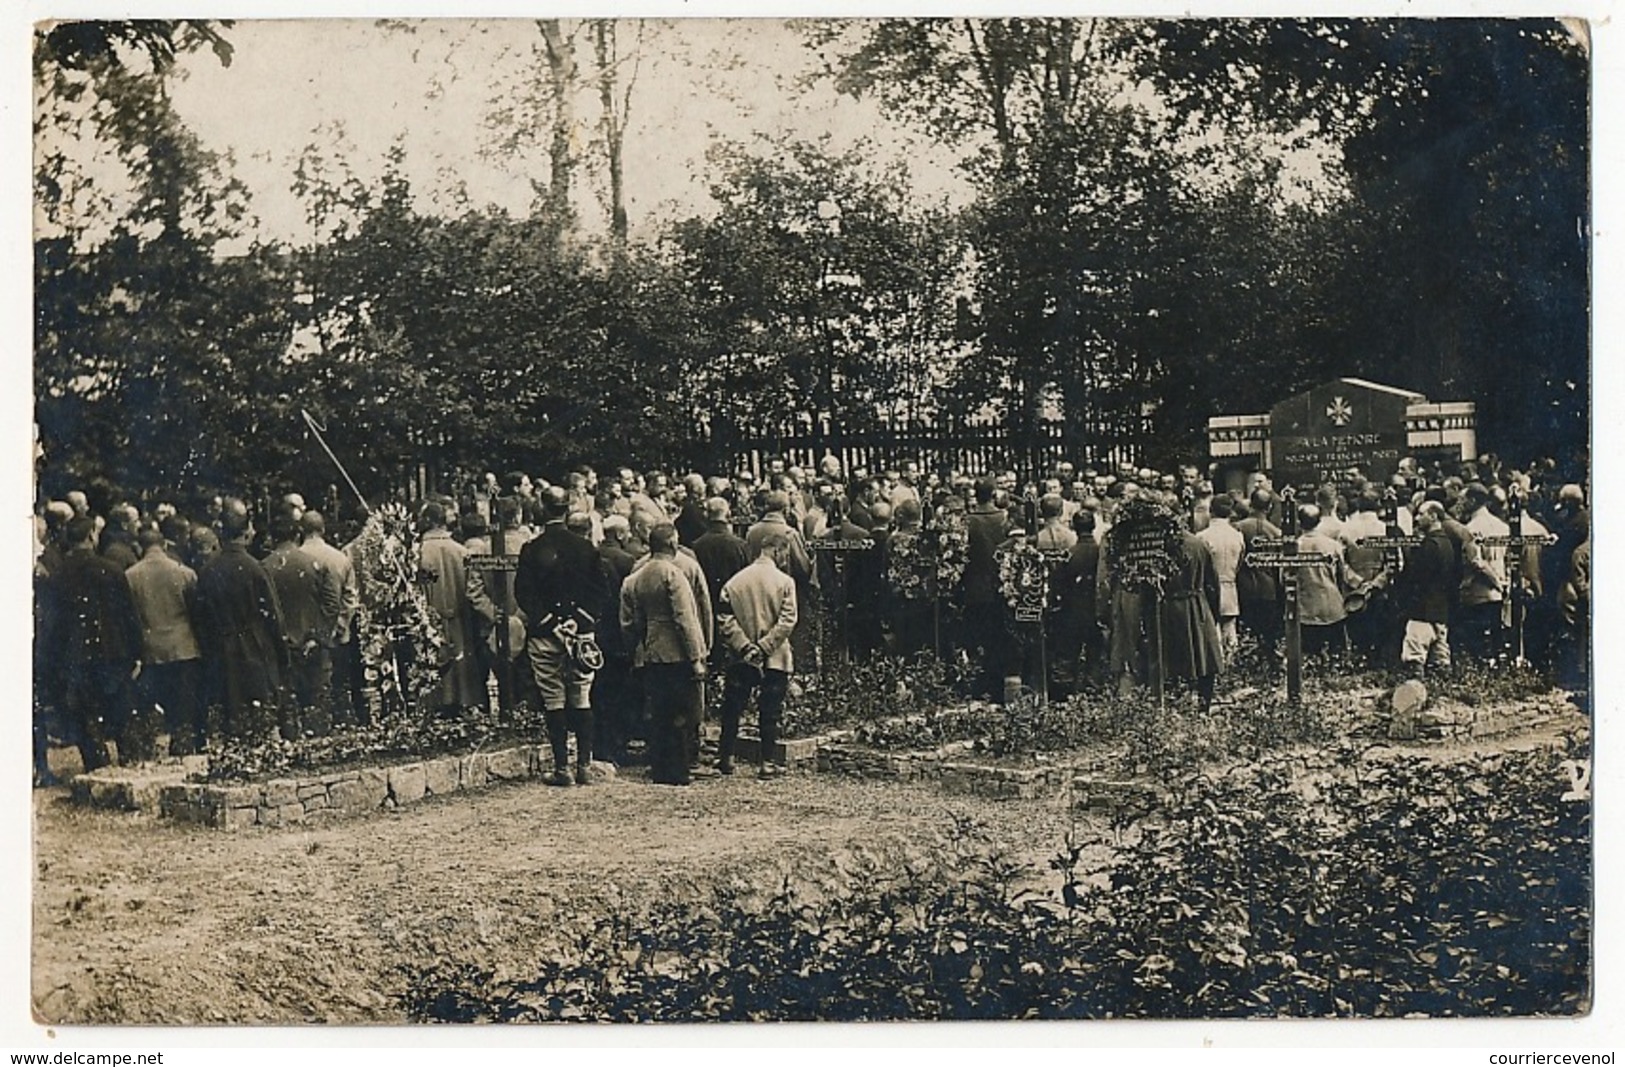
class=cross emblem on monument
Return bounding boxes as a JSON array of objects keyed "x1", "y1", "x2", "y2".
[{"x1": 1326, "y1": 396, "x2": 1353, "y2": 426}]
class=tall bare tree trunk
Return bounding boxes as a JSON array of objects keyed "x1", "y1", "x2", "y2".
[
  {"x1": 590, "y1": 19, "x2": 643, "y2": 267},
  {"x1": 536, "y1": 19, "x2": 578, "y2": 224}
]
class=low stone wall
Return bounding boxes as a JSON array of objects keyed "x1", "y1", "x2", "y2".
[
  {"x1": 816, "y1": 740, "x2": 976, "y2": 781},
  {"x1": 818, "y1": 741, "x2": 1076, "y2": 800},
  {"x1": 71, "y1": 757, "x2": 207, "y2": 816},
  {"x1": 157, "y1": 744, "x2": 591, "y2": 829},
  {"x1": 727, "y1": 733, "x2": 827, "y2": 769},
  {"x1": 1069, "y1": 775, "x2": 1164, "y2": 813}
]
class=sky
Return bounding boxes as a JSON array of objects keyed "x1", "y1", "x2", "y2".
[
  {"x1": 148, "y1": 18, "x2": 975, "y2": 250},
  {"x1": 42, "y1": 15, "x2": 1348, "y2": 256}
]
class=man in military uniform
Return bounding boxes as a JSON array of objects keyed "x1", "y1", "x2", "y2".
[
  {"x1": 620, "y1": 523, "x2": 709, "y2": 785},
  {"x1": 515, "y1": 487, "x2": 607, "y2": 785}
]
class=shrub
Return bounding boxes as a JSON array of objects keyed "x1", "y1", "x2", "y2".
[
  {"x1": 198, "y1": 704, "x2": 549, "y2": 783},
  {"x1": 401, "y1": 733, "x2": 1590, "y2": 1021},
  {"x1": 778, "y1": 652, "x2": 971, "y2": 739}
]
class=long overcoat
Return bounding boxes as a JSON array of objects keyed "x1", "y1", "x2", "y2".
[
  {"x1": 419, "y1": 529, "x2": 484, "y2": 709},
  {"x1": 195, "y1": 541, "x2": 288, "y2": 731},
  {"x1": 1157, "y1": 534, "x2": 1225, "y2": 682},
  {"x1": 1105, "y1": 534, "x2": 1224, "y2": 684}
]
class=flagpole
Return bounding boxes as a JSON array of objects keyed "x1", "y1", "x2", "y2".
[{"x1": 302, "y1": 408, "x2": 372, "y2": 516}]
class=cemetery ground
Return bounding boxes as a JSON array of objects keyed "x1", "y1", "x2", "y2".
[{"x1": 30, "y1": 664, "x2": 1591, "y2": 1025}]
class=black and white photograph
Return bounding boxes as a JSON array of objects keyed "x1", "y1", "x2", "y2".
[{"x1": 14, "y1": 1, "x2": 1613, "y2": 1049}]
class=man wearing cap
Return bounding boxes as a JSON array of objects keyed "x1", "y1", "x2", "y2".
[
  {"x1": 747, "y1": 490, "x2": 816, "y2": 674},
  {"x1": 620, "y1": 523, "x2": 708, "y2": 785},
  {"x1": 516, "y1": 487, "x2": 608, "y2": 785},
  {"x1": 716, "y1": 530, "x2": 798, "y2": 778}
]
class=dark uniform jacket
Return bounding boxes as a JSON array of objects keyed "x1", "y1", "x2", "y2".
[
  {"x1": 692, "y1": 523, "x2": 751, "y2": 616},
  {"x1": 264, "y1": 543, "x2": 342, "y2": 648},
  {"x1": 43, "y1": 547, "x2": 143, "y2": 680},
  {"x1": 1400, "y1": 529, "x2": 1459, "y2": 625},
  {"x1": 1234, "y1": 514, "x2": 1284, "y2": 604},
  {"x1": 515, "y1": 522, "x2": 607, "y2": 635},
  {"x1": 962, "y1": 505, "x2": 1010, "y2": 604}
]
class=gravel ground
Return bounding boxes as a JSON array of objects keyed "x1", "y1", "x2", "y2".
[
  {"x1": 31, "y1": 762, "x2": 1097, "y2": 1025},
  {"x1": 29, "y1": 686, "x2": 1586, "y2": 1027}
]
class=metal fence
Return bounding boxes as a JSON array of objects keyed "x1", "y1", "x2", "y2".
[{"x1": 714, "y1": 413, "x2": 1151, "y2": 484}]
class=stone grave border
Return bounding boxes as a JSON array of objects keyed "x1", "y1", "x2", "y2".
[
  {"x1": 158, "y1": 743, "x2": 561, "y2": 829},
  {"x1": 66, "y1": 685, "x2": 1570, "y2": 830}
]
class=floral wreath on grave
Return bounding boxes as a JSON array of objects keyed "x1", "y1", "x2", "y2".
[
  {"x1": 349, "y1": 502, "x2": 449, "y2": 713},
  {"x1": 996, "y1": 536, "x2": 1052, "y2": 612},
  {"x1": 928, "y1": 509, "x2": 970, "y2": 590},
  {"x1": 1105, "y1": 495, "x2": 1185, "y2": 592},
  {"x1": 885, "y1": 528, "x2": 936, "y2": 600}
]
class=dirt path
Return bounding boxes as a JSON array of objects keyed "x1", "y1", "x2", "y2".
[
  {"x1": 31, "y1": 686, "x2": 1586, "y2": 1026},
  {"x1": 31, "y1": 767, "x2": 1094, "y2": 1025}
]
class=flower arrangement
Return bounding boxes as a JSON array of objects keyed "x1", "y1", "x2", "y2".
[
  {"x1": 996, "y1": 537, "x2": 1052, "y2": 614},
  {"x1": 885, "y1": 528, "x2": 935, "y2": 601},
  {"x1": 1105, "y1": 495, "x2": 1185, "y2": 592},
  {"x1": 928, "y1": 511, "x2": 969, "y2": 591},
  {"x1": 349, "y1": 502, "x2": 448, "y2": 716}
]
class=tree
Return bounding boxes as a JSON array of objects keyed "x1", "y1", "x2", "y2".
[
  {"x1": 590, "y1": 19, "x2": 644, "y2": 262},
  {"x1": 1126, "y1": 19, "x2": 1589, "y2": 459},
  {"x1": 35, "y1": 20, "x2": 301, "y2": 503},
  {"x1": 668, "y1": 138, "x2": 966, "y2": 451}
]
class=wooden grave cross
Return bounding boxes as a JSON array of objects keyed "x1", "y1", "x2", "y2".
[
  {"x1": 810, "y1": 536, "x2": 876, "y2": 662},
  {"x1": 1479, "y1": 489, "x2": 1558, "y2": 664},
  {"x1": 1245, "y1": 491, "x2": 1335, "y2": 708},
  {"x1": 466, "y1": 535, "x2": 521, "y2": 712}
]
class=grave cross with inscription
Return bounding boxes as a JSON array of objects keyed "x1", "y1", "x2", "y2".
[
  {"x1": 1244, "y1": 488, "x2": 1336, "y2": 705},
  {"x1": 466, "y1": 523, "x2": 521, "y2": 711},
  {"x1": 809, "y1": 535, "x2": 876, "y2": 663}
]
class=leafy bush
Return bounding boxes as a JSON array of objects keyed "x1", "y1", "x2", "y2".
[
  {"x1": 198, "y1": 705, "x2": 549, "y2": 783},
  {"x1": 401, "y1": 735, "x2": 1590, "y2": 1021},
  {"x1": 778, "y1": 653, "x2": 971, "y2": 739},
  {"x1": 839, "y1": 679, "x2": 1333, "y2": 774}
]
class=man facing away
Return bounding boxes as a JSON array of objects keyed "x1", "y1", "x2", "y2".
[
  {"x1": 1234, "y1": 487, "x2": 1284, "y2": 658},
  {"x1": 195, "y1": 498, "x2": 289, "y2": 742},
  {"x1": 516, "y1": 487, "x2": 607, "y2": 786},
  {"x1": 126, "y1": 522, "x2": 205, "y2": 755},
  {"x1": 1195, "y1": 493, "x2": 1245, "y2": 663},
  {"x1": 265, "y1": 507, "x2": 342, "y2": 738},
  {"x1": 620, "y1": 523, "x2": 709, "y2": 786},
  {"x1": 1398, "y1": 502, "x2": 1459, "y2": 679},
  {"x1": 298, "y1": 510, "x2": 362, "y2": 727},
  {"x1": 716, "y1": 530, "x2": 799, "y2": 778}
]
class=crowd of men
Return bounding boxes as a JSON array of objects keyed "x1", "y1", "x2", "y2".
[{"x1": 32, "y1": 450, "x2": 1590, "y2": 788}]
